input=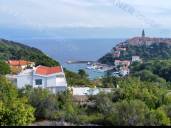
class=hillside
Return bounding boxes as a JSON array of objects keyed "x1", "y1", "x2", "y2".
[
  {"x1": 0, "y1": 38, "x2": 60, "y2": 66},
  {"x1": 98, "y1": 36, "x2": 171, "y2": 65}
]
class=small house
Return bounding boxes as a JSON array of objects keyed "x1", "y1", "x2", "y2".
[
  {"x1": 7, "y1": 60, "x2": 35, "y2": 70},
  {"x1": 15, "y1": 65, "x2": 67, "y2": 93}
]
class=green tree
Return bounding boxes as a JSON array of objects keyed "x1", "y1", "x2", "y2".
[
  {"x1": 78, "y1": 69, "x2": 88, "y2": 79},
  {"x1": 64, "y1": 90, "x2": 77, "y2": 122},
  {"x1": 159, "y1": 105, "x2": 171, "y2": 121},
  {"x1": 133, "y1": 70, "x2": 166, "y2": 83},
  {"x1": 95, "y1": 93, "x2": 113, "y2": 116},
  {"x1": 117, "y1": 77, "x2": 167, "y2": 109},
  {"x1": 109, "y1": 100, "x2": 149, "y2": 126},
  {"x1": 19, "y1": 87, "x2": 60, "y2": 120},
  {"x1": 102, "y1": 71, "x2": 118, "y2": 88},
  {"x1": 0, "y1": 61, "x2": 10, "y2": 75},
  {"x1": 145, "y1": 109, "x2": 170, "y2": 126},
  {"x1": 0, "y1": 77, "x2": 35, "y2": 126},
  {"x1": 64, "y1": 69, "x2": 91, "y2": 87}
]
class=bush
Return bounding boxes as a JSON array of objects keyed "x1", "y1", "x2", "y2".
[
  {"x1": 0, "y1": 77, "x2": 35, "y2": 126},
  {"x1": 145, "y1": 109, "x2": 170, "y2": 126},
  {"x1": 0, "y1": 61, "x2": 10, "y2": 75},
  {"x1": 109, "y1": 100, "x2": 149, "y2": 126},
  {"x1": 20, "y1": 87, "x2": 60, "y2": 120}
]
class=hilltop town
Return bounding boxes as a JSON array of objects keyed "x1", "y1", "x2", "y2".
[{"x1": 98, "y1": 30, "x2": 171, "y2": 77}]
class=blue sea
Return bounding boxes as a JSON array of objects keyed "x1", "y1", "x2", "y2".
[{"x1": 16, "y1": 38, "x2": 124, "y2": 79}]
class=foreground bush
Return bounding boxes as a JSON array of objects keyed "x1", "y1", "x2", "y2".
[{"x1": 0, "y1": 77, "x2": 35, "y2": 126}]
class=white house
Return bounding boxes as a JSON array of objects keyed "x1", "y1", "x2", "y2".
[
  {"x1": 16, "y1": 65, "x2": 67, "y2": 93},
  {"x1": 132, "y1": 56, "x2": 142, "y2": 62}
]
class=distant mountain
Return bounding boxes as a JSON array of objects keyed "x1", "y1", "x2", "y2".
[
  {"x1": 0, "y1": 38, "x2": 60, "y2": 66},
  {"x1": 98, "y1": 36, "x2": 171, "y2": 65}
]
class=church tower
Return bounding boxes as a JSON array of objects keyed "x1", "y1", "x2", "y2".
[
  {"x1": 141, "y1": 29, "x2": 146, "y2": 45},
  {"x1": 142, "y1": 29, "x2": 145, "y2": 38}
]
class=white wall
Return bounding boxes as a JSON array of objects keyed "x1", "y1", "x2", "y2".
[
  {"x1": 33, "y1": 73, "x2": 67, "y2": 88},
  {"x1": 69, "y1": 87, "x2": 113, "y2": 96},
  {"x1": 56, "y1": 73, "x2": 67, "y2": 87},
  {"x1": 69, "y1": 87, "x2": 99, "y2": 96},
  {"x1": 16, "y1": 75, "x2": 33, "y2": 88},
  {"x1": 46, "y1": 75, "x2": 57, "y2": 87}
]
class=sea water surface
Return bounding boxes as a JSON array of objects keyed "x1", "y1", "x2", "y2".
[{"x1": 17, "y1": 38, "x2": 124, "y2": 79}]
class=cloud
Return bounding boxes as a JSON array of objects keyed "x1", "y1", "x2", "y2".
[{"x1": 0, "y1": 0, "x2": 171, "y2": 30}]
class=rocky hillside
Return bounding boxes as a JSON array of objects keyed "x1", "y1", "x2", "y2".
[
  {"x1": 0, "y1": 38, "x2": 60, "y2": 66},
  {"x1": 98, "y1": 36, "x2": 171, "y2": 65}
]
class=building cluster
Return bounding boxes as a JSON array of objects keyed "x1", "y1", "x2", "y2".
[
  {"x1": 112, "y1": 45, "x2": 143, "y2": 76},
  {"x1": 6, "y1": 60, "x2": 67, "y2": 93},
  {"x1": 112, "y1": 46, "x2": 127, "y2": 58},
  {"x1": 113, "y1": 56, "x2": 142, "y2": 76}
]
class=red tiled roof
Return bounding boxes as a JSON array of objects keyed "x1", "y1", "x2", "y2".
[
  {"x1": 8, "y1": 60, "x2": 33, "y2": 66},
  {"x1": 35, "y1": 66, "x2": 62, "y2": 75}
]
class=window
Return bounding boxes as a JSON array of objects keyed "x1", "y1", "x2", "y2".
[{"x1": 35, "y1": 79, "x2": 42, "y2": 85}]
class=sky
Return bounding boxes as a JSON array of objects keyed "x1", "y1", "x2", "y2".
[{"x1": 0, "y1": 0, "x2": 171, "y2": 39}]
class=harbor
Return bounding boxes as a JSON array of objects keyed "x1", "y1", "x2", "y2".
[
  {"x1": 86, "y1": 63, "x2": 115, "y2": 72},
  {"x1": 67, "y1": 60, "x2": 115, "y2": 72},
  {"x1": 64, "y1": 60, "x2": 116, "y2": 80}
]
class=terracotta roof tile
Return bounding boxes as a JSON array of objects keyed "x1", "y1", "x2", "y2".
[
  {"x1": 35, "y1": 66, "x2": 62, "y2": 75},
  {"x1": 8, "y1": 60, "x2": 33, "y2": 66}
]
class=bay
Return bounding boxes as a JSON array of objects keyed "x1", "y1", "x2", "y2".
[{"x1": 16, "y1": 38, "x2": 124, "y2": 79}]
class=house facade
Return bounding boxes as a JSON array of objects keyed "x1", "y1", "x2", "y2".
[{"x1": 16, "y1": 65, "x2": 67, "y2": 93}]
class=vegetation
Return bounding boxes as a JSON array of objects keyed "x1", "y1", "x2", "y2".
[
  {"x1": 64, "y1": 68, "x2": 94, "y2": 87},
  {"x1": 19, "y1": 86, "x2": 61, "y2": 120},
  {"x1": 2, "y1": 73, "x2": 171, "y2": 126},
  {"x1": 99, "y1": 43, "x2": 171, "y2": 65},
  {"x1": 98, "y1": 53, "x2": 114, "y2": 65},
  {"x1": 0, "y1": 39, "x2": 60, "y2": 66},
  {"x1": 78, "y1": 69, "x2": 88, "y2": 79},
  {"x1": 11, "y1": 66, "x2": 22, "y2": 75},
  {"x1": 119, "y1": 43, "x2": 171, "y2": 61},
  {"x1": 0, "y1": 60, "x2": 11, "y2": 75},
  {"x1": 130, "y1": 59, "x2": 171, "y2": 84},
  {"x1": 0, "y1": 77, "x2": 35, "y2": 126},
  {"x1": 90, "y1": 77, "x2": 171, "y2": 126},
  {"x1": 14, "y1": 77, "x2": 171, "y2": 126},
  {"x1": 18, "y1": 86, "x2": 83, "y2": 124}
]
